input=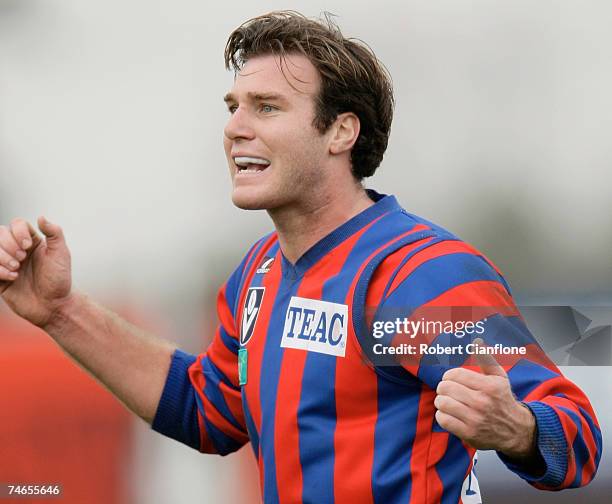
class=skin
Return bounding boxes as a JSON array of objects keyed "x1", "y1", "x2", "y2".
[
  {"x1": 435, "y1": 339, "x2": 538, "y2": 461},
  {"x1": 223, "y1": 53, "x2": 371, "y2": 263},
  {"x1": 0, "y1": 53, "x2": 537, "y2": 463},
  {"x1": 0, "y1": 217, "x2": 175, "y2": 423}
]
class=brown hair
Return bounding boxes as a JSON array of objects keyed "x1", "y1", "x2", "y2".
[{"x1": 224, "y1": 11, "x2": 394, "y2": 179}]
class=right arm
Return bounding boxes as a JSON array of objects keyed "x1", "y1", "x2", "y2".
[
  {"x1": 0, "y1": 217, "x2": 175, "y2": 424},
  {"x1": 1, "y1": 216, "x2": 251, "y2": 454},
  {"x1": 43, "y1": 292, "x2": 176, "y2": 424}
]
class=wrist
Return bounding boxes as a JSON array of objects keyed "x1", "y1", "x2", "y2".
[
  {"x1": 500, "y1": 402, "x2": 538, "y2": 460},
  {"x1": 42, "y1": 291, "x2": 81, "y2": 335}
]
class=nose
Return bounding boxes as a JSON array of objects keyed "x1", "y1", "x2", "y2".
[{"x1": 224, "y1": 106, "x2": 256, "y2": 141}]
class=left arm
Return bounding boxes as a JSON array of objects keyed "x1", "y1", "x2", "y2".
[
  {"x1": 435, "y1": 341, "x2": 539, "y2": 462},
  {"x1": 436, "y1": 333, "x2": 602, "y2": 489},
  {"x1": 375, "y1": 242, "x2": 602, "y2": 490}
]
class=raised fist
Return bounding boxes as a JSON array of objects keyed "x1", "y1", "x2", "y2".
[{"x1": 0, "y1": 217, "x2": 72, "y2": 327}]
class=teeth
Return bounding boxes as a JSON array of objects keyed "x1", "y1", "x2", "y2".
[{"x1": 234, "y1": 156, "x2": 271, "y2": 167}]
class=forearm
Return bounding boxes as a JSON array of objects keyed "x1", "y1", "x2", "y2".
[{"x1": 43, "y1": 291, "x2": 176, "y2": 424}]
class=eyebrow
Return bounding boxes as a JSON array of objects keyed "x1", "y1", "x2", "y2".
[{"x1": 223, "y1": 92, "x2": 288, "y2": 104}]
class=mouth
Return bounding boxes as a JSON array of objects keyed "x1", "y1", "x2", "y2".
[{"x1": 233, "y1": 156, "x2": 271, "y2": 174}]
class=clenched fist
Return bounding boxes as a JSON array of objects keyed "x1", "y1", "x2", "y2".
[
  {"x1": 0, "y1": 217, "x2": 72, "y2": 327},
  {"x1": 434, "y1": 339, "x2": 538, "y2": 461}
]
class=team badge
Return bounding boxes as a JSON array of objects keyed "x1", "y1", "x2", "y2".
[
  {"x1": 240, "y1": 287, "x2": 265, "y2": 345},
  {"x1": 256, "y1": 256, "x2": 275, "y2": 274}
]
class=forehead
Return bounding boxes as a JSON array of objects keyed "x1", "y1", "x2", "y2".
[{"x1": 228, "y1": 53, "x2": 320, "y2": 100}]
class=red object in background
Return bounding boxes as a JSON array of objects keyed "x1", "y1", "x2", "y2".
[{"x1": 0, "y1": 313, "x2": 132, "y2": 504}]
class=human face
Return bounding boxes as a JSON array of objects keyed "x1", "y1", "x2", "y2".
[{"x1": 223, "y1": 53, "x2": 331, "y2": 211}]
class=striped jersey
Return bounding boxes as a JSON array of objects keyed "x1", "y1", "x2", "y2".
[{"x1": 153, "y1": 191, "x2": 601, "y2": 503}]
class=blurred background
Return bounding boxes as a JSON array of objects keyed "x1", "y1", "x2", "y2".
[{"x1": 0, "y1": 0, "x2": 610, "y2": 502}]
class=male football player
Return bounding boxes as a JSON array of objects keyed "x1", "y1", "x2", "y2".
[{"x1": 0, "y1": 11, "x2": 601, "y2": 503}]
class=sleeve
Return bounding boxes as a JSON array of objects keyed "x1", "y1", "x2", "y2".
[
  {"x1": 151, "y1": 257, "x2": 249, "y2": 455},
  {"x1": 368, "y1": 239, "x2": 602, "y2": 490}
]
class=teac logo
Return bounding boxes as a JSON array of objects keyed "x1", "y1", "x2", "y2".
[
  {"x1": 280, "y1": 296, "x2": 348, "y2": 357},
  {"x1": 240, "y1": 287, "x2": 265, "y2": 345}
]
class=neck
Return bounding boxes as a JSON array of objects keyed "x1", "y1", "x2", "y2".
[{"x1": 268, "y1": 183, "x2": 374, "y2": 264}]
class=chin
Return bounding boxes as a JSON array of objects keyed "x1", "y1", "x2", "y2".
[
  {"x1": 231, "y1": 188, "x2": 273, "y2": 210},
  {"x1": 232, "y1": 186, "x2": 293, "y2": 211}
]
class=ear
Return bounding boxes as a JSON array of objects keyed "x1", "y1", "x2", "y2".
[{"x1": 329, "y1": 112, "x2": 360, "y2": 155}]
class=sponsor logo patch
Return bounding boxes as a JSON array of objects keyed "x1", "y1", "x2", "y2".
[
  {"x1": 240, "y1": 287, "x2": 265, "y2": 345},
  {"x1": 281, "y1": 296, "x2": 348, "y2": 357}
]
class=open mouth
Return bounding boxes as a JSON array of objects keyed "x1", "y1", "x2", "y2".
[{"x1": 233, "y1": 156, "x2": 271, "y2": 173}]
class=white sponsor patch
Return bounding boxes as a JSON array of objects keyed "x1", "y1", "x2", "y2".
[
  {"x1": 461, "y1": 452, "x2": 482, "y2": 503},
  {"x1": 280, "y1": 296, "x2": 348, "y2": 357}
]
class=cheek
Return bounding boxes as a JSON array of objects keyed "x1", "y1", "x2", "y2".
[
  {"x1": 282, "y1": 125, "x2": 324, "y2": 157},
  {"x1": 294, "y1": 133, "x2": 327, "y2": 168},
  {"x1": 222, "y1": 135, "x2": 231, "y2": 156}
]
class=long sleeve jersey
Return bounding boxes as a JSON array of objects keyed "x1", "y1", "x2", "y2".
[{"x1": 153, "y1": 191, "x2": 601, "y2": 503}]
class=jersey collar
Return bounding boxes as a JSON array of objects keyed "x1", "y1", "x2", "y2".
[{"x1": 280, "y1": 190, "x2": 401, "y2": 280}]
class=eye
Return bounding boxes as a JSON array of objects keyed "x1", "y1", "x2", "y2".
[
  {"x1": 260, "y1": 104, "x2": 277, "y2": 113},
  {"x1": 227, "y1": 104, "x2": 238, "y2": 114}
]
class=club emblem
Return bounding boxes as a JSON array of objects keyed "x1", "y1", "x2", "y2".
[{"x1": 240, "y1": 287, "x2": 265, "y2": 345}]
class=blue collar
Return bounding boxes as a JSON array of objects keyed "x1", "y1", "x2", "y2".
[{"x1": 281, "y1": 190, "x2": 401, "y2": 279}]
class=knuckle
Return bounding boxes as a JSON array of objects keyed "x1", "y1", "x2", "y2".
[
  {"x1": 492, "y1": 381, "x2": 505, "y2": 395},
  {"x1": 436, "y1": 381, "x2": 449, "y2": 394},
  {"x1": 10, "y1": 219, "x2": 27, "y2": 237},
  {"x1": 454, "y1": 368, "x2": 471, "y2": 379},
  {"x1": 0, "y1": 265, "x2": 15, "y2": 278},
  {"x1": 471, "y1": 396, "x2": 485, "y2": 411},
  {"x1": 481, "y1": 393, "x2": 494, "y2": 408},
  {"x1": 475, "y1": 397, "x2": 490, "y2": 413},
  {"x1": 493, "y1": 376, "x2": 508, "y2": 390},
  {"x1": 480, "y1": 379, "x2": 495, "y2": 393},
  {"x1": 488, "y1": 384, "x2": 502, "y2": 397},
  {"x1": 0, "y1": 228, "x2": 15, "y2": 249},
  {"x1": 443, "y1": 368, "x2": 461, "y2": 381}
]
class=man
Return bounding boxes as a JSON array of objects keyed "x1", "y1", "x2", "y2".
[{"x1": 0, "y1": 11, "x2": 601, "y2": 503}]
